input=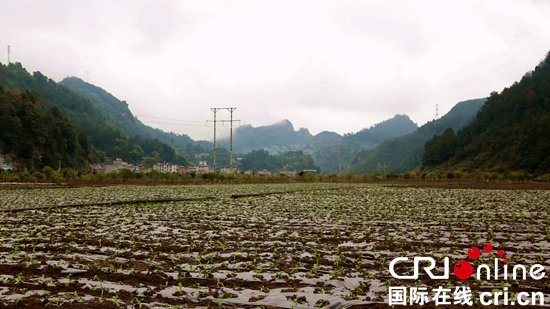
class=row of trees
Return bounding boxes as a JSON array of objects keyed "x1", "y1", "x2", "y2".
[
  {"x1": 239, "y1": 150, "x2": 320, "y2": 173},
  {"x1": 1, "y1": 165, "x2": 543, "y2": 184}
]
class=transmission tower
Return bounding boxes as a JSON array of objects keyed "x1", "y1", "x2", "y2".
[
  {"x1": 207, "y1": 108, "x2": 240, "y2": 174},
  {"x1": 7, "y1": 45, "x2": 10, "y2": 63},
  {"x1": 435, "y1": 103, "x2": 439, "y2": 120}
]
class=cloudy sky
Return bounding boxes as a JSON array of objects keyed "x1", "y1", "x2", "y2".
[{"x1": 2, "y1": 0, "x2": 550, "y2": 141}]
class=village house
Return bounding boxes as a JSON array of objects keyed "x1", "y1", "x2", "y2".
[
  {"x1": 90, "y1": 158, "x2": 137, "y2": 173},
  {"x1": 220, "y1": 167, "x2": 239, "y2": 174},
  {"x1": 189, "y1": 161, "x2": 210, "y2": 173},
  {"x1": 279, "y1": 171, "x2": 296, "y2": 176},
  {"x1": 258, "y1": 169, "x2": 271, "y2": 176},
  {"x1": 90, "y1": 164, "x2": 103, "y2": 173},
  {"x1": 177, "y1": 166, "x2": 190, "y2": 174},
  {"x1": 138, "y1": 164, "x2": 151, "y2": 173},
  {"x1": 153, "y1": 162, "x2": 179, "y2": 173}
]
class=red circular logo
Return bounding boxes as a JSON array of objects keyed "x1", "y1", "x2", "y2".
[
  {"x1": 468, "y1": 246, "x2": 481, "y2": 260},
  {"x1": 454, "y1": 260, "x2": 473, "y2": 280}
]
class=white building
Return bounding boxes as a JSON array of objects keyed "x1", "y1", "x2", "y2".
[
  {"x1": 189, "y1": 161, "x2": 211, "y2": 173},
  {"x1": 153, "y1": 162, "x2": 178, "y2": 173}
]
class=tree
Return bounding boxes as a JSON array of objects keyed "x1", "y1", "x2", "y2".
[
  {"x1": 63, "y1": 168, "x2": 78, "y2": 182},
  {"x1": 422, "y1": 128, "x2": 456, "y2": 167},
  {"x1": 143, "y1": 156, "x2": 158, "y2": 168},
  {"x1": 119, "y1": 168, "x2": 134, "y2": 182},
  {"x1": 42, "y1": 166, "x2": 54, "y2": 181}
]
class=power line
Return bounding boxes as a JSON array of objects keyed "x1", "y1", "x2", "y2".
[
  {"x1": 1, "y1": 61, "x2": 210, "y2": 108},
  {"x1": 135, "y1": 114, "x2": 204, "y2": 123}
]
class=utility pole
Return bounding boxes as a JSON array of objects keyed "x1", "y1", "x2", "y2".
[
  {"x1": 7, "y1": 45, "x2": 10, "y2": 64},
  {"x1": 227, "y1": 108, "x2": 236, "y2": 176},
  {"x1": 209, "y1": 108, "x2": 220, "y2": 173}
]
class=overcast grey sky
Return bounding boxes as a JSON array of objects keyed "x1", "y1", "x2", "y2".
[{"x1": 2, "y1": 0, "x2": 550, "y2": 141}]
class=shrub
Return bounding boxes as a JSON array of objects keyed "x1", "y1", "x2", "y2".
[{"x1": 32, "y1": 171, "x2": 44, "y2": 179}]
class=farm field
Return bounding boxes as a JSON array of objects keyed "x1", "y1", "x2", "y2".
[{"x1": 0, "y1": 183, "x2": 549, "y2": 308}]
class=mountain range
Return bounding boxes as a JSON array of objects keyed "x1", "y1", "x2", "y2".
[
  {"x1": 3, "y1": 50, "x2": 549, "y2": 175},
  {"x1": 0, "y1": 62, "x2": 422, "y2": 173},
  {"x1": 349, "y1": 98, "x2": 486, "y2": 174},
  {"x1": 217, "y1": 114, "x2": 418, "y2": 173}
]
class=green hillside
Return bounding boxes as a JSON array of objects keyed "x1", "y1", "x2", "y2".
[
  {"x1": 422, "y1": 51, "x2": 550, "y2": 175},
  {"x1": 315, "y1": 114, "x2": 419, "y2": 173},
  {"x1": 0, "y1": 87, "x2": 92, "y2": 170},
  {"x1": 59, "y1": 77, "x2": 195, "y2": 149},
  {"x1": 350, "y1": 98, "x2": 486, "y2": 174},
  {"x1": 0, "y1": 62, "x2": 188, "y2": 169},
  {"x1": 343, "y1": 114, "x2": 418, "y2": 145}
]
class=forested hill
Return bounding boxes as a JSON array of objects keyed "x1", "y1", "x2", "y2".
[
  {"x1": 0, "y1": 62, "x2": 189, "y2": 169},
  {"x1": 422, "y1": 51, "x2": 550, "y2": 175},
  {"x1": 59, "y1": 77, "x2": 195, "y2": 149},
  {"x1": 342, "y1": 114, "x2": 418, "y2": 145},
  {"x1": 0, "y1": 86, "x2": 92, "y2": 170},
  {"x1": 349, "y1": 98, "x2": 486, "y2": 174},
  {"x1": 313, "y1": 114, "x2": 418, "y2": 173}
]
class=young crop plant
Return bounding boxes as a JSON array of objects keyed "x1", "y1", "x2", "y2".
[{"x1": 174, "y1": 282, "x2": 184, "y2": 295}]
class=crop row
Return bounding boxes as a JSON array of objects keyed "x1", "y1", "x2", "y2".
[{"x1": 0, "y1": 184, "x2": 549, "y2": 307}]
